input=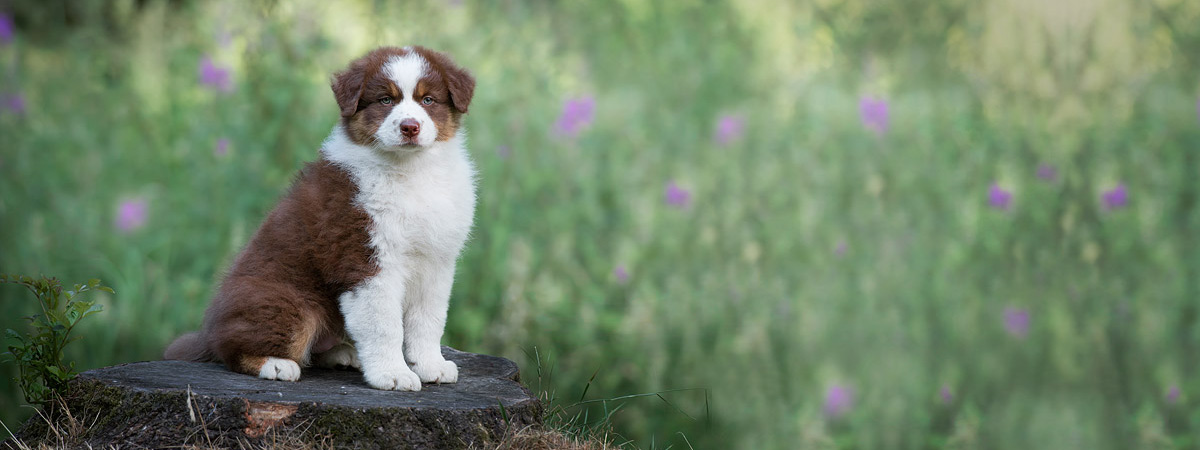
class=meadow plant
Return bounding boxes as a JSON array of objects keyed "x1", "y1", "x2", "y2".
[
  {"x1": 113, "y1": 198, "x2": 148, "y2": 233},
  {"x1": 1, "y1": 275, "x2": 109, "y2": 406},
  {"x1": 987, "y1": 183, "x2": 1013, "y2": 210},
  {"x1": 1003, "y1": 307, "x2": 1031, "y2": 338},
  {"x1": 612, "y1": 266, "x2": 629, "y2": 284},
  {"x1": 554, "y1": 96, "x2": 595, "y2": 137},
  {"x1": 823, "y1": 384, "x2": 853, "y2": 418},
  {"x1": 198, "y1": 56, "x2": 233, "y2": 93},
  {"x1": 663, "y1": 181, "x2": 691, "y2": 208},
  {"x1": 713, "y1": 114, "x2": 744, "y2": 146},
  {"x1": 2, "y1": 1, "x2": 1199, "y2": 448},
  {"x1": 0, "y1": 13, "x2": 12, "y2": 45},
  {"x1": 1036, "y1": 164, "x2": 1057, "y2": 182},
  {"x1": 1166, "y1": 385, "x2": 1181, "y2": 404},
  {"x1": 858, "y1": 96, "x2": 889, "y2": 134},
  {"x1": 5, "y1": 94, "x2": 23, "y2": 114},
  {"x1": 1102, "y1": 183, "x2": 1129, "y2": 210},
  {"x1": 214, "y1": 138, "x2": 230, "y2": 157}
]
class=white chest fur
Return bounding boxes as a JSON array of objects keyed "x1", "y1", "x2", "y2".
[
  {"x1": 321, "y1": 125, "x2": 476, "y2": 390},
  {"x1": 321, "y1": 126, "x2": 477, "y2": 267}
]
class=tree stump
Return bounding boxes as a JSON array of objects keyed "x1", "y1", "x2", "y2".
[{"x1": 7, "y1": 347, "x2": 542, "y2": 450}]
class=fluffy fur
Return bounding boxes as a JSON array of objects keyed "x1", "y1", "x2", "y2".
[{"x1": 165, "y1": 46, "x2": 477, "y2": 391}]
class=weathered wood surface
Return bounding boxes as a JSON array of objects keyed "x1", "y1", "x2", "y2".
[{"x1": 7, "y1": 347, "x2": 542, "y2": 450}]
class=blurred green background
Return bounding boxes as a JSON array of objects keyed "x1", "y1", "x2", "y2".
[{"x1": 2, "y1": 0, "x2": 1200, "y2": 448}]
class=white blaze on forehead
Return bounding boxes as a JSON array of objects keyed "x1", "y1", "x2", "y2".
[
  {"x1": 375, "y1": 52, "x2": 439, "y2": 148},
  {"x1": 383, "y1": 52, "x2": 428, "y2": 97}
]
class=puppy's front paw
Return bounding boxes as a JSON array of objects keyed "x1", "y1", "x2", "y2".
[
  {"x1": 412, "y1": 359, "x2": 458, "y2": 384},
  {"x1": 314, "y1": 343, "x2": 360, "y2": 370},
  {"x1": 364, "y1": 366, "x2": 422, "y2": 391},
  {"x1": 258, "y1": 357, "x2": 301, "y2": 382}
]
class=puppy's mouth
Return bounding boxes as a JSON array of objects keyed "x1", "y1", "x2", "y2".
[{"x1": 375, "y1": 137, "x2": 422, "y2": 150}]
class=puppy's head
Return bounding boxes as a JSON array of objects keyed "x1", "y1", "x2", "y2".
[{"x1": 331, "y1": 46, "x2": 475, "y2": 149}]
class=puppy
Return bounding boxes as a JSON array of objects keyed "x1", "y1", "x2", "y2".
[{"x1": 165, "y1": 46, "x2": 477, "y2": 391}]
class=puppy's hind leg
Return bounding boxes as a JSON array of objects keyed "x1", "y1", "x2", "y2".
[
  {"x1": 209, "y1": 282, "x2": 323, "y2": 382},
  {"x1": 245, "y1": 355, "x2": 302, "y2": 381},
  {"x1": 314, "y1": 342, "x2": 360, "y2": 370},
  {"x1": 222, "y1": 313, "x2": 319, "y2": 382}
]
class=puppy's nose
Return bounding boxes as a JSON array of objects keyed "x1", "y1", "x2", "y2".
[{"x1": 400, "y1": 119, "x2": 421, "y2": 138}]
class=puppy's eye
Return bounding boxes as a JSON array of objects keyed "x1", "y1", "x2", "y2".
[
  {"x1": 422, "y1": 96, "x2": 434, "y2": 105},
  {"x1": 379, "y1": 97, "x2": 393, "y2": 105}
]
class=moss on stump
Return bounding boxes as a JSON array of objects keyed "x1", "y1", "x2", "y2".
[{"x1": 7, "y1": 347, "x2": 542, "y2": 449}]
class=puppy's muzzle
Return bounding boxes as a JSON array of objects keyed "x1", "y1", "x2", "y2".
[{"x1": 400, "y1": 119, "x2": 421, "y2": 139}]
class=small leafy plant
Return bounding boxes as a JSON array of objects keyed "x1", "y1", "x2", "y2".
[{"x1": 2, "y1": 274, "x2": 110, "y2": 406}]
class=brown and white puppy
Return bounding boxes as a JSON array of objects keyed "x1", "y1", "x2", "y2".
[{"x1": 165, "y1": 46, "x2": 477, "y2": 391}]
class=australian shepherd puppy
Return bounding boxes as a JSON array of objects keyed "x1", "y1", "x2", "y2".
[{"x1": 164, "y1": 46, "x2": 477, "y2": 392}]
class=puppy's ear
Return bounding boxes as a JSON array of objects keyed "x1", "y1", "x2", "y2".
[
  {"x1": 417, "y1": 46, "x2": 475, "y2": 114},
  {"x1": 331, "y1": 59, "x2": 367, "y2": 118}
]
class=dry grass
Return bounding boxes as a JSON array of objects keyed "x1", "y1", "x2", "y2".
[
  {"x1": 0, "y1": 400, "x2": 95, "y2": 450},
  {"x1": 2, "y1": 401, "x2": 610, "y2": 450},
  {"x1": 0, "y1": 398, "x2": 334, "y2": 450},
  {"x1": 2, "y1": 368, "x2": 621, "y2": 450},
  {"x1": 469, "y1": 424, "x2": 619, "y2": 450},
  {"x1": 4, "y1": 418, "x2": 606, "y2": 450}
]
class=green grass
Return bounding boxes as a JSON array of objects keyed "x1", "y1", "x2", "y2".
[{"x1": 3, "y1": 1, "x2": 1200, "y2": 448}]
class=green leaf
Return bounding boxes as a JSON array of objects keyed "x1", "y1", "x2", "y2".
[
  {"x1": 2, "y1": 274, "x2": 107, "y2": 406},
  {"x1": 45, "y1": 365, "x2": 66, "y2": 379}
]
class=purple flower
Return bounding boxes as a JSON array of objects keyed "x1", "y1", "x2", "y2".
[
  {"x1": 3, "y1": 94, "x2": 24, "y2": 115},
  {"x1": 1167, "y1": 385, "x2": 1181, "y2": 404},
  {"x1": 859, "y1": 96, "x2": 889, "y2": 135},
  {"x1": 0, "y1": 13, "x2": 13, "y2": 45},
  {"x1": 823, "y1": 384, "x2": 853, "y2": 418},
  {"x1": 115, "y1": 198, "x2": 148, "y2": 233},
  {"x1": 939, "y1": 385, "x2": 953, "y2": 404},
  {"x1": 214, "y1": 138, "x2": 230, "y2": 157},
  {"x1": 554, "y1": 96, "x2": 595, "y2": 137},
  {"x1": 664, "y1": 181, "x2": 691, "y2": 208},
  {"x1": 199, "y1": 56, "x2": 233, "y2": 92},
  {"x1": 613, "y1": 265, "x2": 629, "y2": 284},
  {"x1": 1036, "y1": 164, "x2": 1057, "y2": 182},
  {"x1": 496, "y1": 145, "x2": 511, "y2": 159},
  {"x1": 988, "y1": 183, "x2": 1013, "y2": 210},
  {"x1": 834, "y1": 240, "x2": 847, "y2": 257},
  {"x1": 713, "y1": 114, "x2": 745, "y2": 146},
  {"x1": 1102, "y1": 183, "x2": 1128, "y2": 211},
  {"x1": 1004, "y1": 307, "x2": 1030, "y2": 338}
]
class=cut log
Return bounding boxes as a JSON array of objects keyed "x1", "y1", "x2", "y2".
[{"x1": 7, "y1": 347, "x2": 542, "y2": 450}]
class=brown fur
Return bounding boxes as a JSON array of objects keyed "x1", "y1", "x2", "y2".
[
  {"x1": 164, "y1": 161, "x2": 377, "y2": 376},
  {"x1": 331, "y1": 46, "x2": 475, "y2": 146},
  {"x1": 166, "y1": 46, "x2": 474, "y2": 380}
]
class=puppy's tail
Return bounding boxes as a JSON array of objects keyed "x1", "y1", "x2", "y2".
[{"x1": 164, "y1": 332, "x2": 214, "y2": 362}]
